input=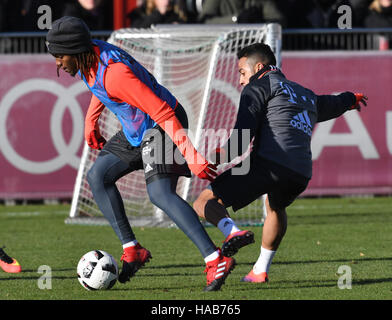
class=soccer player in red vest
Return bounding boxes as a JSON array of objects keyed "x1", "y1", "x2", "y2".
[{"x1": 46, "y1": 16, "x2": 234, "y2": 291}]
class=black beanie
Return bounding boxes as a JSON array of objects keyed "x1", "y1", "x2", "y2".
[{"x1": 46, "y1": 16, "x2": 92, "y2": 55}]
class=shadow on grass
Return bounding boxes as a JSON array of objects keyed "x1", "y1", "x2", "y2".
[
  {"x1": 137, "y1": 272, "x2": 201, "y2": 277},
  {"x1": 231, "y1": 279, "x2": 338, "y2": 291},
  {"x1": 288, "y1": 211, "x2": 392, "y2": 226},
  {"x1": 15, "y1": 268, "x2": 75, "y2": 273},
  {"x1": 146, "y1": 263, "x2": 202, "y2": 269},
  {"x1": 0, "y1": 267, "x2": 76, "y2": 281},
  {"x1": 236, "y1": 256, "x2": 392, "y2": 267},
  {"x1": 228, "y1": 276, "x2": 392, "y2": 291},
  {"x1": 0, "y1": 275, "x2": 75, "y2": 281},
  {"x1": 110, "y1": 286, "x2": 195, "y2": 292},
  {"x1": 113, "y1": 256, "x2": 392, "y2": 279},
  {"x1": 279, "y1": 256, "x2": 392, "y2": 265},
  {"x1": 353, "y1": 278, "x2": 392, "y2": 286},
  {"x1": 110, "y1": 276, "x2": 392, "y2": 292}
]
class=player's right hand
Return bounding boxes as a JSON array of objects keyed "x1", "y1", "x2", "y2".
[
  {"x1": 86, "y1": 130, "x2": 106, "y2": 150},
  {"x1": 350, "y1": 93, "x2": 368, "y2": 111},
  {"x1": 196, "y1": 163, "x2": 218, "y2": 182}
]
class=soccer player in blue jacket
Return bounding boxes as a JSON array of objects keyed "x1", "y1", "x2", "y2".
[{"x1": 193, "y1": 43, "x2": 367, "y2": 283}]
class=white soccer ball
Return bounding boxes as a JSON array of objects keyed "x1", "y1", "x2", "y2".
[{"x1": 77, "y1": 250, "x2": 118, "y2": 290}]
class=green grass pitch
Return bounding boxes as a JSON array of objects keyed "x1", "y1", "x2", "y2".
[{"x1": 0, "y1": 196, "x2": 391, "y2": 300}]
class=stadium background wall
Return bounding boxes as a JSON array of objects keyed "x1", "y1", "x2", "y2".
[{"x1": 0, "y1": 51, "x2": 391, "y2": 200}]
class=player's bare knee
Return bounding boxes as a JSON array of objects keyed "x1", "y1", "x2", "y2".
[
  {"x1": 193, "y1": 196, "x2": 207, "y2": 218},
  {"x1": 193, "y1": 200, "x2": 204, "y2": 218},
  {"x1": 193, "y1": 189, "x2": 214, "y2": 218}
]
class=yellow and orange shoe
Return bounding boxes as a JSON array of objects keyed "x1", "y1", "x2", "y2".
[
  {"x1": 241, "y1": 270, "x2": 268, "y2": 283},
  {"x1": 0, "y1": 248, "x2": 22, "y2": 273}
]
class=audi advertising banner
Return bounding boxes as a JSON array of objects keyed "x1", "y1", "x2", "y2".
[
  {"x1": 0, "y1": 52, "x2": 391, "y2": 199},
  {"x1": 0, "y1": 55, "x2": 91, "y2": 198}
]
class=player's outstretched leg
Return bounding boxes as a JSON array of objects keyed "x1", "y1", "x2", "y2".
[
  {"x1": 118, "y1": 243, "x2": 152, "y2": 283},
  {"x1": 204, "y1": 249, "x2": 236, "y2": 292},
  {"x1": 194, "y1": 193, "x2": 255, "y2": 257},
  {"x1": 0, "y1": 247, "x2": 22, "y2": 273}
]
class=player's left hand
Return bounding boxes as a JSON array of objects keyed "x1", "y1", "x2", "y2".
[
  {"x1": 350, "y1": 93, "x2": 368, "y2": 111},
  {"x1": 197, "y1": 163, "x2": 218, "y2": 182},
  {"x1": 87, "y1": 130, "x2": 106, "y2": 150}
]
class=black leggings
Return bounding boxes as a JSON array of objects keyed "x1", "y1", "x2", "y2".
[{"x1": 87, "y1": 151, "x2": 217, "y2": 258}]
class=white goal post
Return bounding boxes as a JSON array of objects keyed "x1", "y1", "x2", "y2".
[{"x1": 66, "y1": 24, "x2": 281, "y2": 227}]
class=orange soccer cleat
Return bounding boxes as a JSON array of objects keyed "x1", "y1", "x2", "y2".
[
  {"x1": 0, "y1": 248, "x2": 22, "y2": 273},
  {"x1": 241, "y1": 270, "x2": 269, "y2": 283}
]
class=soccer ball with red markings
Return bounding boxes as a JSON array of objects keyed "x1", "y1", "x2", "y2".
[{"x1": 77, "y1": 250, "x2": 118, "y2": 290}]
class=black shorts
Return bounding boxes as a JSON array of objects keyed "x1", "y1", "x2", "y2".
[
  {"x1": 210, "y1": 155, "x2": 309, "y2": 211},
  {"x1": 101, "y1": 127, "x2": 191, "y2": 184}
]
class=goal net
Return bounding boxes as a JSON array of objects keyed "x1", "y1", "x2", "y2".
[{"x1": 66, "y1": 24, "x2": 282, "y2": 227}]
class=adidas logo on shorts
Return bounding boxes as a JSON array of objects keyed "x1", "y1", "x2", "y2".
[{"x1": 290, "y1": 110, "x2": 312, "y2": 136}]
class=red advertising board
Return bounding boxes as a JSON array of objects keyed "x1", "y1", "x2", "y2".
[
  {"x1": 0, "y1": 51, "x2": 391, "y2": 199},
  {"x1": 0, "y1": 55, "x2": 91, "y2": 198},
  {"x1": 282, "y1": 51, "x2": 392, "y2": 195}
]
